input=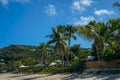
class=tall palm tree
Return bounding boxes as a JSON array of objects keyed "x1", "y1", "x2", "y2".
[
  {"x1": 65, "y1": 25, "x2": 77, "y2": 67},
  {"x1": 47, "y1": 25, "x2": 68, "y2": 68},
  {"x1": 77, "y1": 21, "x2": 106, "y2": 60}
]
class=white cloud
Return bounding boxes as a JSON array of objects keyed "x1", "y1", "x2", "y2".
[
  {"x1": 0, "y1": 0, "x2": 30, "y2": 7},
  {"x1": 70, "y1": 0, "x2": 93, "y2": 13},
  {"x1": 80, "y1": 0, "x2": 93, "y2": 6},
  {"x1": 0, "y1": 0, "x2": 9, "y2": 6},
  {"x1": 73, "y1": 16, "x2": 95, "y2": 25},
  {"x1": 94, "y1": 9, "x2": 114, "y2": 16},
  {"x1": 71, "y1": 1, "x2": 85, "y2": 13},
  {"x1": 45, "y1": 4, "x2": 57, "y2": 16}
]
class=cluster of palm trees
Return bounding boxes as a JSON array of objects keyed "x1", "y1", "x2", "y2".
[
  {"x1": 37, "y1": 0, "x2": 120, "y2": 67},
  {"x1": 77, "y1": 18, "x2": 120, "y2": 60},
  {"x1": 38, "y1": 18, "x2": 120, "y2": 68},
  {"x1": 46, "y1": 25, "x2": 76, "y2": 68}
]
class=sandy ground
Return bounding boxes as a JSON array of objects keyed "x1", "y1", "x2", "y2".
[{"x1": 0, "y1": 73, "x2": 120, "y2": 80}]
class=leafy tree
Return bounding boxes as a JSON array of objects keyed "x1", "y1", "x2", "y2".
[
  {"x1": 38, "y1": 42, "x2": 48, "y2": 67},
  {"x1": 65, "y1": 25, "x2": 77, "y2": 47},
  {"x1": 77, "y1": 21, "x2": 106, "y2": 60},
  {"x1": 47, "y1": 26, "x2": 68, "y2": 68},
  {"x1": 70, "y1": 44, "x2": 81, "y2": 57},
  {"x1": 105, "y1": 18, "x2": 120, "y2": 59},
  {"x1": 65, "y1": 25, "x2": 77, "y2": 67},
  {"x1": 70, "y1": 44, "x2": 89, "y2": 71}
]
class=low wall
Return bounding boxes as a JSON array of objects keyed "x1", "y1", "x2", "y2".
[{"x1": 86, "y1": 60, "x2": 120, "y2": 69}]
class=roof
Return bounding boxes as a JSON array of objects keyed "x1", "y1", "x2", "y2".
[
  {"x1": 0, "y1": 62, "x2": 5, "y2": 65},
  {"x1": 19, "y1": 65, "x2": 29, "y2": 68},
  {"x1": 34, "y1": 63, "x2": 45, "y2": 67}
]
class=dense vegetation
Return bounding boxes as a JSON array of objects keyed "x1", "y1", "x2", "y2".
[
  {"x1": 77, "y1": 18, "x2": 120, "y2": 61},
  {"x1": 0, "y1": 44, "x2": 90, "y2": 73},
  {"x1": 0, "y1": 17, "x2": 120, "y2": 74},
  {"x1": 0, "y1": 45, "x2": 37, "y2": 72}
]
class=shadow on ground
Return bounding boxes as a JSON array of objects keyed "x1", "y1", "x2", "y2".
[
  {"x1": 62, "y1": 74, "x2": 120, "y2": 80},
  {"x1": 8, "y1": 73, "x2": 120, "y2": 80},
  {"x1": 22, "y1": 74, "x2": 53, "y2": 80},
  {"x1": 9, "y1": 74, "x2": 54, "y2": 80}
]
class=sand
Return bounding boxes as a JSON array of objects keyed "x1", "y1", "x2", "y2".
[{"x1": 0, "y1": 73, "x2": 120, "y2": 80}]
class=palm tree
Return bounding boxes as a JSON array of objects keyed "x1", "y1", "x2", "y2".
[
  {"x1": 113, "y1": 1, "x2": 120, "y2": 10},
  {"x1": 65, "y1": 25, "x2": 77, "y2": 47},
  {"x1": 77, "y1": 21, "x2": 106, "y2": 60},
  {"x1": 38, "y1": 42, "x2": 48, "y2": 68},
  {"x1": 47, "y1": 25, "x2": 68, "y2": 68},
  {"x1": 106, "y1": 18, "x2": 120, "y2": 54},
  {"x1": 65, "y1": 25, "x2": 77, "y2": 67}
]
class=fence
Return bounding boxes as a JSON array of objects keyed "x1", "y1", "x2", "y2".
[{"x1": 86, "y1": 60, "x2": 120, "y2": 69}]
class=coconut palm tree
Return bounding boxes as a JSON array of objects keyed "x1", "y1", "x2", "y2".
[
  {"x1": 77, "y1": 21, "x2": 106, "y2": 60},
  {"x1": 65, "y1": 25, "x2": 77, "y2": 47},
  {"x1": 65, "y1": 25, "x2": 77, "y2": 67},
  {"x1": 106, "y1": 18, "x2": 120, "y2": 54},
  {"x1": 47, "y1": 25, "x2": 68, "y2": 68}
]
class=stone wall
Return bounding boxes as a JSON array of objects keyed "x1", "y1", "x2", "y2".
[{"x1": 86, "y1": 60, "x2": 120, "y2": 69}]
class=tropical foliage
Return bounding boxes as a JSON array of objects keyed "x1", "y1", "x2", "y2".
[
  {"x1": 113, "y1": 1, "x2": 120, "y2": 10},
  {"x1": 77, "y1": 18, "x2": 120, "y2": 61},
  {"x1": 0, "y1": 18, "x2": 120, "y2": 73}
]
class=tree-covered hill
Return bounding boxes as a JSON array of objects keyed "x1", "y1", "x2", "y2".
[{"x1": 0, "y1": 45, "x2": 36, "y2": 63}]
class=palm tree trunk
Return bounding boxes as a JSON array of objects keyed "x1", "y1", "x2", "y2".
[
  {"x1": 97, "y1": 53, "x2": 100, "y2": 61},
  {"x1": 62, "y1": 53, "x2": 64, "y2": 69},
  {"x1": 41, "y1": 52, "x2": 44, "y2": 69},
  {"x1": 66, "y1": 54, "x2": 69, "y2": 67},
  {"x1": 66, "y1": 39, "x2": 71, "y2": 67}
]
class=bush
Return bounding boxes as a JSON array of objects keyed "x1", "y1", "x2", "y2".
[{"x1": 39, "y1": 66, "x2": 63, "y2": 74}]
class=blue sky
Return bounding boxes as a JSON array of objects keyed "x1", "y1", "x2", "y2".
[{"x1": 0, "y1": 0, "x2": 119, "y2": 48}]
